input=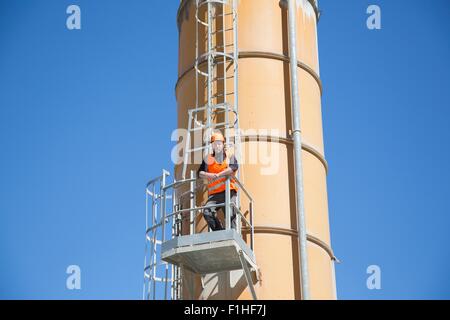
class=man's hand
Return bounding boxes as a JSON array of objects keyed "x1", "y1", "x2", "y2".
[{"x1": 210, "y1": 173, "x2": 219, "y2": 180}]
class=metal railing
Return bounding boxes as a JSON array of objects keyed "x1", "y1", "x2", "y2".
[{"x1": 143, "y1": 169, "x2": 254, "y2": 300}]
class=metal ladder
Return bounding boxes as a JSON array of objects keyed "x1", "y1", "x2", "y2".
[{"x1": 181, "y1": 0, "x2": 241, "y2": 181}]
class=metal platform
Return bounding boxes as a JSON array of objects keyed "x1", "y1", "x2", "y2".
[{"x1": 161, "y1": 229, "x2": 256, "y2": 275}]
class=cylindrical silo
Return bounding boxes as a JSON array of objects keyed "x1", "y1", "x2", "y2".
[{"x1": 175, "y1": 0, "x2": 337, "y2": 300}]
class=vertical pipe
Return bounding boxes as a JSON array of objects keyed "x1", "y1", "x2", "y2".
[
  {"x1": 331, "y1": 260, "x2": 337, "y2": 299},
  {"x1": 287, "y1": 0, "x2": 310, "y2": 300}
]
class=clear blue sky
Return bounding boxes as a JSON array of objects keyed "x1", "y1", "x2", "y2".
[{"x1": 0, "y1": 0, "x2": 449, "y2": 299}]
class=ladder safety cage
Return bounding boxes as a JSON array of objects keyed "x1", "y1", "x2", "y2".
[
  {"x1": 143, "y1": 170, "x2": 180, "y2": 300},
  {"x1": 183, "y1": 0, "x2": 241, "y2": 181}
]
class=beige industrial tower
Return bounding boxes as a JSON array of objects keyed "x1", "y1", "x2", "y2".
[
  {"x1": 174, "y1": 0, "x2": 336, "y2": 300},
  {"x1": 144, "y1": 0, "x2": 337, "y2": 301}
]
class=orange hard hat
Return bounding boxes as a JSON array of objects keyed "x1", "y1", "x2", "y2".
[{"x1": 211, "y1": 131, "x2": 225, "y2": 143}]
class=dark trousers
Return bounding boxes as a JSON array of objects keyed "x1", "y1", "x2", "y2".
[{"x1": 203, "y1": 190, "x2": 237, "y2": 231}]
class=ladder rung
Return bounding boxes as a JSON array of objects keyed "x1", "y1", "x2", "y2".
[
  {"x1": 212, "y1": 92, "x2": 235, "y2": 98},
  {"x1": 197, "y1": 48, "x2": 237, "y2": 60},
  {"x1": 209, "y1": 75, "x2": 234, "y2": 82},
  {"x1": 211, "y1": 13, "x2": 234, "y2": 18},
  {"x1": 153, "y1": 277, "x2": 174, "y2": 283},
  {"x1": 211, "y1": 28, "x2": 234, "y2": 35},
  {"x1": 203, "y1": 76, "x2": 234, "y2": 85},
  {"x1": 212, "y1": 121, "x2": 232, "y2": 128},
  {"x1": 188, "y1": 104, "x2": 231, "y2": 114},
  {"x1": 211, "y1": 58, "x2": 236, "y2": 65},
  {"x1": 211, "y1": 44, "x2": 234, "y2": 50},
  {"x1": 187, "y1": 145, "x2": 210, "y2": 153},
  {"x1": 146, "y1": 237, "x2": 162, "y2": 245},
  {"x1": 188, "y1": 126, "x2": 204, "y2": 132},
  {"x1": 204, "y1": 105, "x2": 235, "y2": 113}
]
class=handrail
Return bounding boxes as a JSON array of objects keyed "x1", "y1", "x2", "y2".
[
  {"x1": 145, "y1": 175, "x2": 163, "y2": 188},
  {"x1": 145, "y1": 169, "x2": 170, "y2": 188},
  {"x1": 149, "y1": 175, "x2": 253, "y2": 202},
  {"x1": 145, "y1": 199, "x2": 253, "y2": 236},
  {"x1": 145, "y1": 202, "x2": 227, "y2": 234},
  {"x1": 231, "y1": 203, "x2": 251, "y2": 227},
  {"x1": 231, "y1": 176, "x2": 253, "y2": 202}
]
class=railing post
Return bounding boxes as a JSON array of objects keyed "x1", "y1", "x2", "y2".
[
  {"x1": 190, "y1": 171, "x2": 195, "y2": 236},
  {"x1": 237, "y1": 202, "x2": 242, "y2": 235},
  {"x1": 161, "y1": 173, "x2": 167, "y2": 243},
  {"x1": 151, "y1": 182, "x2": 158, "y2": 300},
  {"x1": 161, "y1": 171, "x2": 170, "y2": 300},
  {"x1": 225, "y1": 176, "x2": 231, "y2": 230},
  {"x1": 182, "y1": 112, "x2": 192, "y2": 179},
  {"x1": 250, "y1": 200, "x2": 254, "y2": 252},
  {"x1": 143, "y1": 186, "x2": 149, "y2": 300}
]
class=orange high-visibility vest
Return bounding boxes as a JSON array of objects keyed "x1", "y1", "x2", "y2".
[{"x1": 206, "y1": 154, "x2": 238, "y2": 196}]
